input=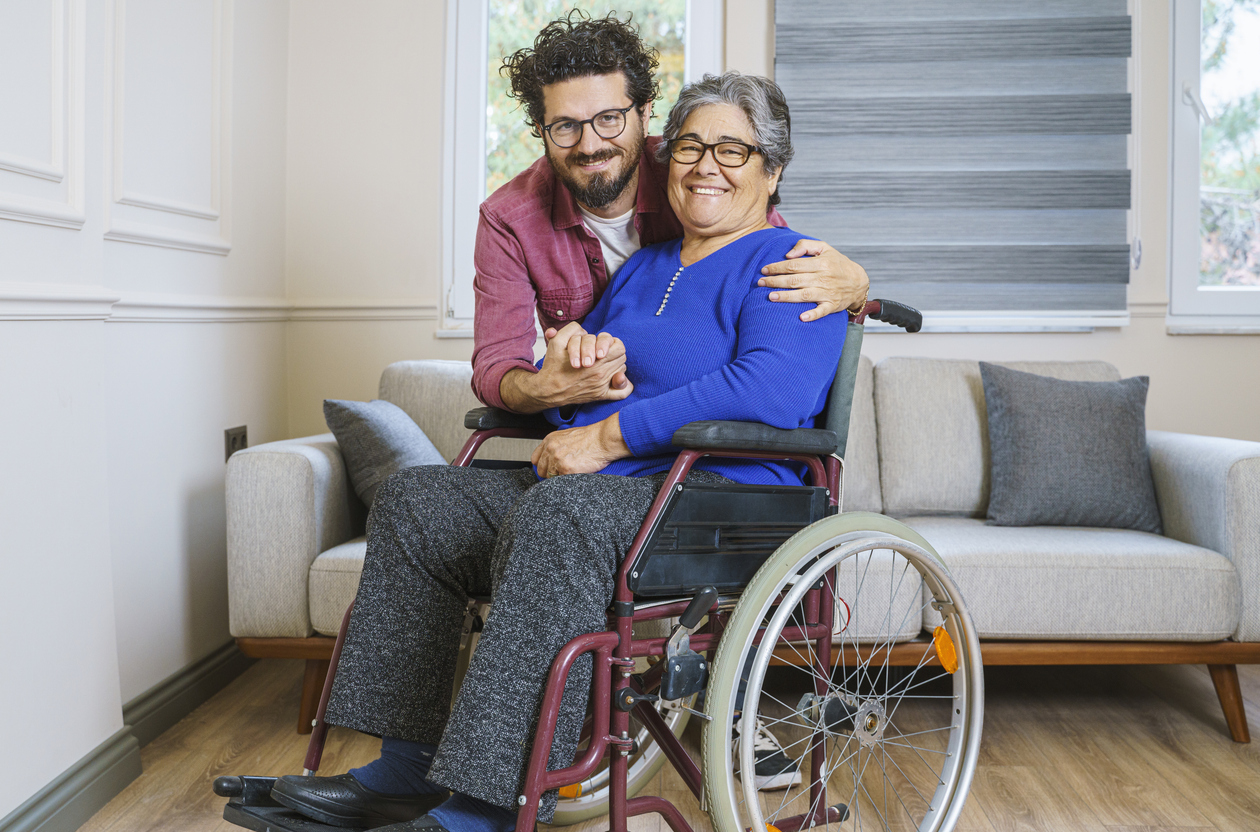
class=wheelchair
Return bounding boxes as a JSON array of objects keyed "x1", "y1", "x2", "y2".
[{"x1": 216, "y1": 300, "x2": 983, "y2": 832}]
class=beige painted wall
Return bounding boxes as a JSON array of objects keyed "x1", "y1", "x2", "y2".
[{"x1": 284, "y1": 0, "x2": 1260, "y2": 443}]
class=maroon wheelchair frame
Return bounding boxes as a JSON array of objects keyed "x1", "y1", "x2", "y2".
[{"x1": 300, "y1": 434, "x2": 842, "y2": 832}]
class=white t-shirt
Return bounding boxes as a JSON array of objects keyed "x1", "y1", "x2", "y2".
[{"x1": 579, "y1": 205, "x2": 641, "y2": 279}]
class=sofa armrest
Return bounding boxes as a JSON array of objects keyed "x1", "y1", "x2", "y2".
[
  {"x1": 226, "y1": 434, "x2": 358, "y2": 638},
  {"x1": 1147, "y1": 430, "x2": 1260, "y2": 641}
]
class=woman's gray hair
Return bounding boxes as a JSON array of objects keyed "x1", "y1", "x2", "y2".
[{"x1": 657, "y1": 72, "x2": 793, "y2": 205}]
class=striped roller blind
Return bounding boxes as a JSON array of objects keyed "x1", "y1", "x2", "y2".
[{"x1": 774, "y1": 0, "x2": 1132, "y2": 320}]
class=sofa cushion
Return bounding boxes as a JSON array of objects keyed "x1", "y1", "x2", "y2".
[
  {"x1": 324, "y1": 399, "x2": 447, "y2": 507},
  {"x1": 309, "y1": 536, "x2": 366, "y2": 636},
  {"x1": 981, "y1": 364, "x2": 1162, "y2": 533},
  {"x1": 875, "y1": 359, "x2": 1120, "y2": 517},
  {"x1": 379, "y1": 360, "x2": 537, "y2": 463},
  {"x1": 904, "y1": 517, "x2": 1239, "y2": 640},
  {"x1": 841, "y1": 356, "x2": 881, "y2": 513},
  {"x1": 835, "y1": 549, "x2": 924, "y2": 642}
]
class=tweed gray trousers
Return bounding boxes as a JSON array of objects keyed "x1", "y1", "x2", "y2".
[{"x1": 323, "y1": 464, "x2": 727, "y2": 820}]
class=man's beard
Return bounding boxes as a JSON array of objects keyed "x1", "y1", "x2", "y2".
[{"x1": 548, "y1": 129, "x2": 645, "y2": 210}]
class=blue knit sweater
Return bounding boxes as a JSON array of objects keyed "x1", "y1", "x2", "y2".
[{"x1": 543, "y1": 227, "x2": 848, "y2": 486}]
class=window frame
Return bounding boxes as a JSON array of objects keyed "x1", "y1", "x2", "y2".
[
  {"x1": 438, "y1": 0, "x2": 723, "y2": 337},
  {"x1": 1167, "y1": 0, "x2": 1260, "y2": 332}
]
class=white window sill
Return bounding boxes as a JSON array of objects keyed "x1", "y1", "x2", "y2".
[
  {"x1": 1165, "y1": 314, "x2": 1260, "y2": 335},
  {"x1": 864, "y1": 310, "x2": 1131, "y2": 333}
]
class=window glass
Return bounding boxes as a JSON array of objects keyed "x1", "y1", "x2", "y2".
[
  {"x1": 485, "y1": 1, "x2": 685, "y2": 199},
  {"x1": 1200, "y1": 0, "x2": 1260, "y2": 286}
]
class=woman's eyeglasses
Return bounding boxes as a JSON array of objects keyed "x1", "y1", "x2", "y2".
[{"x1": 667, "y1": 138, "x2": 762, "y2": 168}]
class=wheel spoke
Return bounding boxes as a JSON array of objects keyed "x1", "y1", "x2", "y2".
[{"x1": 707, "y1": 534, "x2": 980, "y2": 832}]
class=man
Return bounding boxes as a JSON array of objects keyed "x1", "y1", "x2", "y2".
[{"x1": 270, "y1": 14, "x2": 868, "y2": 832}]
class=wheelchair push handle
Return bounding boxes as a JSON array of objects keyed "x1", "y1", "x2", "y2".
[
  {"x1": 679, "y1": 585, "x2": 719, "y2": 631},
  {"x1": 856, "y1": 299, "x2": 923, "y2": 333}
]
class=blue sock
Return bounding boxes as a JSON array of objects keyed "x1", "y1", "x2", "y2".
[
  {"x1": 349, "y1": 737, "x2": 445, "y2": 796},
  {"x1": 429, "y1": 792, "x2": 516, "y2": 832}
]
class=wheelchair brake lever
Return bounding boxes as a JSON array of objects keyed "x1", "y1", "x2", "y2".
[{"x1": 666, "y1": 585, "x2": 718, "y2": 659}]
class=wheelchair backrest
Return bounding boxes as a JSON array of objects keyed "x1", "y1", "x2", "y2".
[{"x1": 820, "y1": 320, "x2": 865, "y2": 460}]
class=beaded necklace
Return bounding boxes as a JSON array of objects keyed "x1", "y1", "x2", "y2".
[{"x1": 655, "y1": 264, "x2": 685, "y2": 316}]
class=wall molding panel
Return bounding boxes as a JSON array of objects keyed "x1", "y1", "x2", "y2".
[
  {"x1": 288, "y1": 299, "x2": 440, "y2": 322},
  {"x1": 104, "y1": 0, "x2": 233, "y2": 254},
  {"x1": 0, "y1": 283, "x2": 120, "y2": 321},
  {"x1": 0, "y1": 0, "x2": 86, "y2": 229},
  {"x1": 0, "y1": 286, "x2": 438, "y2": 323}
]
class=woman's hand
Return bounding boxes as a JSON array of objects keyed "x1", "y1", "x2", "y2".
[
  {"x1": 758, "y1": 240, "x2": 870, "y2": 321},
  {"x1": 532, "y1": 414, "x2": 630, "y2": 478}
]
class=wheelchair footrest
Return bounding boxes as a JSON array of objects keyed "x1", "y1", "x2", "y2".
[
  {"x1": 660, "y1": 649, "x2": 708, "y2": 701},
  {"x1": 224, "y1": 801, "x2": 369, "y2": 832},
  {"x1": 218, "y1": 775, "x2": 371, "y2": 832}
]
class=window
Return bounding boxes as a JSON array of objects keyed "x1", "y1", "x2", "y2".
[
  {"x1": 1169, "y1": 0, "x2": 1260, "y2": 327},
  {"x1": 773, "y1": 0, "x2": 1134, "y2": 332},
  {"x1": 440, "y1": 0, "x2": 722, "y2": 334}
]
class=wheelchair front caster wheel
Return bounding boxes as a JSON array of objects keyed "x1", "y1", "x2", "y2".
[{"x1": 702, "y1": 513, "x2": 983, "y2": 832}]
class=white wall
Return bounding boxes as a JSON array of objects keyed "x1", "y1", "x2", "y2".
[
  {"x1": 285, "y1": 0, "x2": 1260, "y2": 444},
  {"x1": 0, "y1": 0, "x2": 290, "y2": 815}
]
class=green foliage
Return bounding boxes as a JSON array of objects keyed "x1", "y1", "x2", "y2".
[
  {"x1": 1199, "y1": 0, "x2": 1260, "y2": 284},
  {"x1": 1201, "y1": 0, "x2": 1260, "y2": 72},
  {"x1": 485, "y1": 1, "x2": 686, "y2": 198}
]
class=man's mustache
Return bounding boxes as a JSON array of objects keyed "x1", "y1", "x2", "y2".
[{"x1": 567, "y1": 148, "x2": 623, "y2": 168}]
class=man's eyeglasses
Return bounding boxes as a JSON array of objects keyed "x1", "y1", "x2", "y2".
[
  {"x1": 543, "y1": 105, "x2": 636, "y2": 149},
  {"x1": 667, "y1": 138, "x2": 763, "y2": 168}
]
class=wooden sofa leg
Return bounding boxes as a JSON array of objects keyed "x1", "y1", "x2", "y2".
[
  {"x1": 1208, "y1": 664, "x2": 1251, "y2": 743},
  {"x1": 299, "y1": 659, "x2": 331, "y2": 735}
]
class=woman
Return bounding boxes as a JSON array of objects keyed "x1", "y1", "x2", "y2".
[{"x1": 273, "y1": 73, "x2": 847, "y2": 832}]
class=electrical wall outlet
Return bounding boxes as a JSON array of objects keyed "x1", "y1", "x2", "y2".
[{"x1": 225, "y1": 426, "x2": 248, "y2": 461}]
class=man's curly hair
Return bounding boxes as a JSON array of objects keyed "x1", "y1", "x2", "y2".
[{"x1": 501, "y1": 11, "x2": 660, "y2": 139}]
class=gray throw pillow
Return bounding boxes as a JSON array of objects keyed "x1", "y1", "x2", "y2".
[
  {"x1": 323, "y1": 399, "x2": 447, "y2": 507},
  {"x1": 980, "y1": 363, "x2": 1162, "y2": 533}
]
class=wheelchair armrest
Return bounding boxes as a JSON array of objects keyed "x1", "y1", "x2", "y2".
[
  {"x1": 671, "y1": 421, "x2": 839, "y2": 456},
  {"x1": 464, "y1": 406, "x2": 554, "y2": 434}
]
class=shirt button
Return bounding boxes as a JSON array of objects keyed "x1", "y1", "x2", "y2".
[
  {"x1": 556, "y1": 309, "x2": 565, "y2": 317},
  {"x1": 592, "y1": 257, "x2": 601, "y2": 263}
]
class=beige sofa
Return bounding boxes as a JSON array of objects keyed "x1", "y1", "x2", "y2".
[{"x1": 227, "y1": 358, "x2": 1260, "y2": 739}]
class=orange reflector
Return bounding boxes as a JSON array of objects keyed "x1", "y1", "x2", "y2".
[
  {"x1": 933, "y1": 625, "x2": 959, "y2": 674},
  {"x1": 557, "y1": 784, "x2": 582, "y2": 799},
  {"x1": 747, "y1": 826, "x2": 781, "y2": 832}
]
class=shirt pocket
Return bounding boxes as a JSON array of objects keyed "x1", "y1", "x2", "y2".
[{"x1": 537, "y1": 286, "x2": 595, "y2": 331}]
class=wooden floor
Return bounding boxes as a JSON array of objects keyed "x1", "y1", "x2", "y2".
[{"x1": 81, "y1": 658, "x2": 1260, "y2": 832}]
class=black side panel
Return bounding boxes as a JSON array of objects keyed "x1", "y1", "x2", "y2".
[{"x1": 628, "y1": 483, "x2": 828, "y2": 597}]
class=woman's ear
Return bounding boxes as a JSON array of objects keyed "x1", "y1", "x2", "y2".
[{"x1": 767, "y1": 167, "x2": 782, "y2": 198}]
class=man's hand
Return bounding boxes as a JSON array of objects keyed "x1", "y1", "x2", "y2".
[
  {"x1": 758, "y1": 239, "x2": 869, "y2": 321},
  {"x1": 499, "y1": 322, "x2": 633, "y2": 413},
  {"x1": 531, "y1": 414, "x2": 630, "y2": 478}
]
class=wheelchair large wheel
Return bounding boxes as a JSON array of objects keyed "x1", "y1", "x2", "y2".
[{"x1": 702, "y1": 513, "x2": 983, "y2": 832}]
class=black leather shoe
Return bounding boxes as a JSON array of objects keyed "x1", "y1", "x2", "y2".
[{"x1": 270, "y1": 773, "x2": 447, "y2": 828}]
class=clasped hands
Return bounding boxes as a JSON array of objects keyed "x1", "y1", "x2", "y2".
[{"x1": 531, "y1": 321, "x2": 631, "y2": 478}]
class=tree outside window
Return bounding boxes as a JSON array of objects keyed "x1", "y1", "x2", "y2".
[
  {"x1": 1200, "y1": 0, "x2": 1260, "y2": 286},
  {"x1": 485, "y1": 1, "x2": 685, "y2": 199}
]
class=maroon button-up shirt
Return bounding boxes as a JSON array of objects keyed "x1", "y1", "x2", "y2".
[{"x1": 471, "y1": 136, "x2": 785, "y2": 409}]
